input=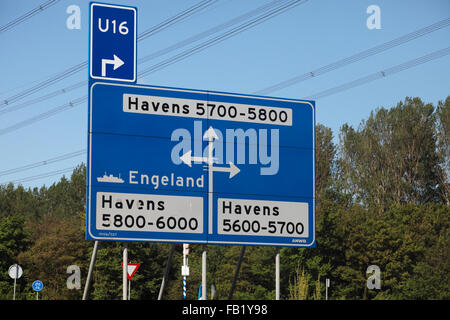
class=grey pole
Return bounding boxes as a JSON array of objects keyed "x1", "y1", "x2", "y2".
[
  {"x1": 202, "y1": 245, "x2": 207, "y2": 300},
  {"x1": 158, "y1": 244, "x2": 175, "y2": 300},
  {"x1": 13, "y1": 264, "x2": 18, "y2": 300},
  {"x1": 228, "y1": 246, "x2": 246, "y2": 300},
  {"x1": 123, "y1": 243, "x2": 128, "y2": 300},
  {"x1": 275, "y1": 247, "x2": 280, "y2": 300},
  {"x1": 82, "y1": 240, "x2": 99, "y2": 300}
]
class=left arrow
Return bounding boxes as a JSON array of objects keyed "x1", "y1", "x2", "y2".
[
  {"x1": 180, "y1": 150, "x2": 215, "y2": 167},
  {"x1": 101, "y1": 54, "x2": 124, "y2": 77}
]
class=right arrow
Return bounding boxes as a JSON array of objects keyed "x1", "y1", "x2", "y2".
[
  {"x1": 101, "y1": 54, "x2": 124, "y2": 76},
  {"x1": 212, "y1": 162, "x2": 240, "y2": 179}
]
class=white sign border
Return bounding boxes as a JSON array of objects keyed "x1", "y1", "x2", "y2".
[
  {"x1": 89, "y1": 2, "x2": 137, "y2": 82},
  {"x1": 87, "y1": 82, "x2": 315, "y2": 247}
]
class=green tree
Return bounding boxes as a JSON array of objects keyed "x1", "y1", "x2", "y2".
[
  {"x1": 403, "y1": 227, "x2": 450, "y2": 299},
  {"x1": 288, "y1": 267, "x2": 309, "y2": 300},
  {"x1": 0, "y1": 215, "x2": 31, "y2": 299},
  {"x1": 435, "y1": 96, "x2": 450, "y2": 204},
  {"x1": 43, "y1": 164, "x2": 86, "y2": 219},
  {"x1": 316, "y1": 124, "x2": 336, "y2": 197},
  {"x1": 18, "y1": 212, "x2": 89, "y2": 300},
  {"x1": 338, "y1": 97, "x2": 445, "y2": 210},
  {"x1": 89, "y1": 241, "x2": 123, "y2": 300}
]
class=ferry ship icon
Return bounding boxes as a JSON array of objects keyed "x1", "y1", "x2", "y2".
[{"x1": 97, "y1": 172, "x2": 124, "y2": 183}]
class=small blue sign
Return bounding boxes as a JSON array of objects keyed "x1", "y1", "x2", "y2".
[
  {"x1": 198, "y1": 285, "x2": 203, "y2": 300},
  {"x1": 89, "y1": 2, "x2": 136, "y2": 82},
  {"x1": 32, "y1": 280, "x2": 43, "y2": 292},
  {"x1": 86, "y1": 82, "x2": 315, "y2": 247}
]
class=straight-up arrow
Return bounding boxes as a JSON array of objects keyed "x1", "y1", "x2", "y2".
[
  {"x1": 203, "y1": 126, "x2": 219, "y2": 141},
  {"x1": 178, "y1": 126, "x2": 241, "y2": 234}
]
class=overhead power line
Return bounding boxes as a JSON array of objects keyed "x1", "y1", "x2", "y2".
[
  {"x1": 137, "y1": 0, "x2": 298, "y2": 65},
  {"x1": 3, "y1": 47, "x2": 450, "y2": 184},
  {"x1": 0, "y1": 61, "x2": 88, "y2": 108},
  {"x1": 138, "y1": 0, "x2": 309, "y2": 78},
  {"x1": 1, "y1": 0, "x2": 299, "y2": 116},
  {"x1": 305, "y1": 46, "x2": 450, "y2": 100},
  {"x1": 1, "y1": 43, "x2": 448, "y2": 139},
  {"x1": 2, "y1": 44, "x2": 448, "y2": 139},
  {"x1": 0, "y1": 0, "x2": 60, "y2": 34},
  {"x1": 0, "y1": 80, "x2": 85, "y2": 116},
  {"x1": 0, "y1": 95, "x2": 87, "y2": 136},
  {"x1": 256, "y1": 17, "x2": 450, "y2": 95},
  {"x1": 0, "y1": 4, "x2": 447, "y2": 139},
  {"x1": 0, "y1": 0, "x2": 217, "y2": 108},
  {"x1": 0, "y1": 149, "x2": 86, "y2": 178},
  {"x1": 0, "y1": 0, "x2": 307, "y2": 135},
  {"x1": 4, "y1": 14, "x2": 449, "y2": 116},
  {"x1": 1, "y1": 166, "x2": 77, "y2": 185},
  {"x1": 137, "y1": 0, "x2": 218, "y2": 42}
]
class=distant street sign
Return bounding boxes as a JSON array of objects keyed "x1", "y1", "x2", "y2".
[
  {"x1": 32, "y1": 280, "x2": 44, "y2": 292},
  {"x1": 121, "y1": 262, "x2": 141, "y2": 280},
  {"x1": 86, "y1": 82, "x2": 315, "y2": 247},
  {"x1": 9, "y1": 264, "x2": 23, "y2": 300},
  {"x1": 8, "y1": 264, "x2": 23, "y2": 279},
  {"x1": 89, "y1": 2, "x2": 136, "y2": 82}
]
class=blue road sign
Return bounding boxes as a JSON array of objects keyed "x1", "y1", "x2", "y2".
[
  {"x1": 86, "y1": 82, "x2": 315, "y2": 247},
  {"x1": 89, "y1": 2, "x2": 136, "y2": 82},
  {"x1": 32, "y1": 280, "x2": 43, "y2": 292}
]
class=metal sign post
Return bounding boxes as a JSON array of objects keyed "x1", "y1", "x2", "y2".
[
  {"x1": 201, "y1": 245, "x2": 207, "y2": 300},
  {"x1": 14, "y1": 266, "x2": 18, "y2": 300},
  {"x1": 83, "y1": 240, "x2": 99, "y2": 300},
  {"x1": 8, "y1": 264, "x2": 23, "y2": 300},
  {"x1": 326, "y1": 278, "x2": 330, "y2": 300},
  {"x1": 228, "y1": 246, "x2": 246, "y2": 300},
  {"x1": 122, "y1": 243, "x2": 128, "y2": 300},
  {"x1": 275, "y1": 248, "x2": 280, "y2": 300},
  {"x1": 182, "y1": 244, "x2": 190, "y2": 299},
  {"x1": 158, "y1": 244, "x2": 175, "y2": 300},
  {"x1": 128, "y1": 279, "x2": 131, "y2": 300}
]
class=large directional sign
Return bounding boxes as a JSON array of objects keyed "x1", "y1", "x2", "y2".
[
  {"x1": 89, "y1": 2, "x2": 136, "y2": 82},
  {"x1": 86, "y1": 82, "x2": 316, "y2": 247}
]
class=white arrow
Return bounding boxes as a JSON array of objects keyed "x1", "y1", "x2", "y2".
[
  {"x1": 212, "y1": 162, "x2": 240, "y2": 179},
  {"x1": 101, "y1": 54, "x2": 124, "y2": 77},
  {"x1": 179, "y1": 126, "x2": 239, "y2": 234},
  {"x1": 180, "y1": 150, "x2": 214, "y2": 167},
  {"x1": 180, "y1": 126, "x2": 220, "y2": 166},
  {"x1": 203, "y1": 126, "x2": 219, "y2": 141}
]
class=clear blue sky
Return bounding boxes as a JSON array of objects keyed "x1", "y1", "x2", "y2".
[{"x1": 0, "y1": 0, "x2": 449, "y2": 189}]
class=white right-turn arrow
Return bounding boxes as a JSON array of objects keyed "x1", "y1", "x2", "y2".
[{"x1": 101, "y1": 54, "x2": 124, "y2": 77}]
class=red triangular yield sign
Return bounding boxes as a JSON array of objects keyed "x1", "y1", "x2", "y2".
[{"x1": 121, "y1": 262, "x2": 141, "y2": 280}]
